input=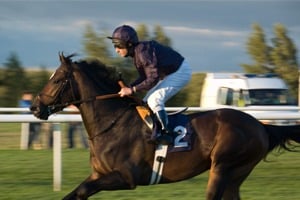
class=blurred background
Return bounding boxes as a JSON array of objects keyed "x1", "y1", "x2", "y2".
[{"x1": 0, "y1": 1, "x2": 300, "y2": 199}]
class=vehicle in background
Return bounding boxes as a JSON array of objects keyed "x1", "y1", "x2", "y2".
[{"x1": 200, "y1": 73, "x2": 298, "y2": 125}]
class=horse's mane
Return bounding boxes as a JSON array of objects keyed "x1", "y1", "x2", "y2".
[
  {"x1": 73, "y1": 58, "x2": 121, "y2": 94},
  {"x1": 62, "y1": 54, "x2": 139, "y2": 105}
]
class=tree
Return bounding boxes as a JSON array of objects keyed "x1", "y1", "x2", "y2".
[
  {"x1": 135, "y1": 24, "x2": 172, "y2": 46},
  {"x1": 81, "y1": 24, "x2": 112, "y2": 64},
  {"x1": 241, "y1": 23, "x2": 299, "y2": 99},
  {"x1": 1, "y1": 52, "x2": 27, "y2": 106},
  {"x1": 271, "y1": 24, "x2": 299, "y2": 97},
  {"x1": 241, "y1": 23, "x2": 272, "y2": 73},
  {"x1": 152, "y1": 25, "x2": 172, "y2": 46},
  {"x1": 136, "y1": 24, "x2": 150, "y2": 41},
  {"x1": 29, "y1": 65, "x2": 52, "y2": 93}
]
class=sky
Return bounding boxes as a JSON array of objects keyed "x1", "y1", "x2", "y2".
[{"x1": 0, "y1": 0, "x2": 300, "y2": 72}]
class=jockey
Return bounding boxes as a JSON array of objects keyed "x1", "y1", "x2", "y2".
[{"x1": 107, "y1": 25, "x2": 192, "y2": 145}]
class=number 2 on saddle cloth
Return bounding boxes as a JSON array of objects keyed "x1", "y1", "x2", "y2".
[{"x1": 135, "y1": 106, "x2": 193, "y2": 152}]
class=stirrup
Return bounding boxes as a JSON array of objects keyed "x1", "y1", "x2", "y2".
[
  {"x1": 156, "y1": 132, "x2": 173, "y2": 145},
  {"x1": 155, "y1": 129, "x2": 173, "y2": 145},
  {"x1": 148, "y1": 132, "x2": 173, "y2": 145}
]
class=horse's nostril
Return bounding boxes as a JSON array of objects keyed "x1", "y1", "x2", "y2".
[{"x1": 30, "y1": 105, "x2": 36, "y2": 111}]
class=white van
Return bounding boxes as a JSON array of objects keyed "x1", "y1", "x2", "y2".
[{"x1": 200, "y1": 73, "x2": 298, "y2": 125}]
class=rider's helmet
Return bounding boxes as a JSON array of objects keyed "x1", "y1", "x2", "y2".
[{"x1": 107, "y1": 25, "x2": 139, "y2": 48}]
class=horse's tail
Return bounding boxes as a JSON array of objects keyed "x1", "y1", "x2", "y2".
[{"x1": 264, "y1": 124, "x2": 300, "y2": 153}]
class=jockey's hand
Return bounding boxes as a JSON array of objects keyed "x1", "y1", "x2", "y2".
[{"x1": 118, "y1": 87, "x2": 133, "y2": 97}]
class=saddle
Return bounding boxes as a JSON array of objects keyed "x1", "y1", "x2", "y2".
[{"x1": 136, "y1": 106, "x2": 192, "y2": 152}]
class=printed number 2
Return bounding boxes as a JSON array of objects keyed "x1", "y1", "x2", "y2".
[{"x1": 173, "y1": 126, "x2": 188, "y2": 148}]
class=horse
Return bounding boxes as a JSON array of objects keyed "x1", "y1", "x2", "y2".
[{"x1": 30, "y1": 53, "x2": 300, "y2": 200}]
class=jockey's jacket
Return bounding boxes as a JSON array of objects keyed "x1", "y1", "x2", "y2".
[{"x1": 129, "y1": 40, "x2": 184, "y2": 91}]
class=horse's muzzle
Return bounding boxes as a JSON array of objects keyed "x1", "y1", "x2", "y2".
[{"x1": 30, "y1": 103, "x2": 49, "y2": 120}]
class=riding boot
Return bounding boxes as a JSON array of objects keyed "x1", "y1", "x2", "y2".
[{"x1": 154, "y1": 110, "x2": 173, "y2": 145}]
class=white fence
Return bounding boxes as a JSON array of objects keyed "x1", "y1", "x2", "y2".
[
  {"x1": 1, "y1": 106, "x2": 300, "y2": 191},
  {"x1": 0, "y1": 108, "x2": 82, "y2": 191}
]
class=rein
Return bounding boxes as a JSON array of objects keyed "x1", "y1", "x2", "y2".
[
  {"x1": 46, "y1": 92, "x2": 121, "y2": 113},
  {"x1": 46, "y1": 69, "x2": 124, "y2": 111},
  {"x1": 63, "y1": 93, "x2": 120, "y2": 106}
]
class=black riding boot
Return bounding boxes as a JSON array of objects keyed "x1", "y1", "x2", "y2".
[{"x1": 155, "y1": 110, "x2": 173, "y2": 145}]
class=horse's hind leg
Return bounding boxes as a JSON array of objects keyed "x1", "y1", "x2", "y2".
[
  {"x1": 206, "y1": 168, "x2": 228, "y2": 200},
  {"x1": 206, "y1": 164, "x2": 255, "y2": 200},
  {"x1": 206, "y1": 170, "x2": 242, "y2": 200},
  {"x1": 222, "y1": 184, "x2": 241, "y2": 200},
  {"x1": 222, "y1": 165, "x2": 256, "y2": 200}
]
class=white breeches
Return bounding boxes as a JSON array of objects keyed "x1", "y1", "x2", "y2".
[{"x1": 143, "y1": 60, "x2": 192, "y2": 113}]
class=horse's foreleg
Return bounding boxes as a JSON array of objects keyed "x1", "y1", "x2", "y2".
[{"x1": 62, "y1": 171, "x2": 135, "y2": 200}]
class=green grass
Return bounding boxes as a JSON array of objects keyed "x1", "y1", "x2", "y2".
[
  {"x1": 0, "y1": 123, "x2": 88, "y2": 150},
  {"x1": 0, "y1": 149, "x2": 300, "y2": 200},
  {"x1": 1, "y1": 123, "x2": 300, "y2": 199},
  {"x1": 0, "y1": 123, "x2": 22, "y2": 149}
]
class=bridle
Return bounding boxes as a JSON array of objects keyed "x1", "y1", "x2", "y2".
[
  {"x1": 37, "y1": 67, "x2": 137, "y2": 140},
  {"x1": 38, "y1": 67, "x2": 123, "y2": 116}
]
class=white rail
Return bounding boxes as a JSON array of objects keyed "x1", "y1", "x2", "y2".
[
  {"x1": 1, "y1": 106, "x2": 300, "y2": 112},
  {"x1": 1, "y1": 106, "x2": 300, "y2": 191},
  {"x1": 1, "y1": 106, "x2": 300, "y2": 121},
  {"x1": 0, "y1": 114, "x2": 82, "y2": 122}
]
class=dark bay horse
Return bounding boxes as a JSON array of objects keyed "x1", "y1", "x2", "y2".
[{"x1": 30, "y1": 53, "x2": 300, "y2": 200}]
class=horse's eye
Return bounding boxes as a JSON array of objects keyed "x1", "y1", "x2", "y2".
[{"x1": 53, "y1": 80, "x2": 60, "y2": 84}]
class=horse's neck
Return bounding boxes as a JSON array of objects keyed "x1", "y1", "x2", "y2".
[
  {"x1": 75, "y1": 73, "x2": 137, "y2": 138},
  {"x1": 78, "y1": 98, "x2": 133, "y2": 137}
]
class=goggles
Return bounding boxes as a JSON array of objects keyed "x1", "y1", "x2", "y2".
[
  {"x1": 114, "y1": 43, "x2": 127, "y2": 49},
  {"x1": 112, "y1": 39, "x2": 127, "y2": 49}
]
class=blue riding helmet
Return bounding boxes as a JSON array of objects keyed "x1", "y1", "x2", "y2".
[{"x1": 107, "y1": 25, "x2": 139, "y2": 46}]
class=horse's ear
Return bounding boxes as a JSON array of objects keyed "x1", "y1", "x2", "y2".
[
  {"x1": 59, "y1": 52, "x2": 67, "y2": 64},
  {"x1": 59, "y1": 52, "x2": 72, "y2": 70}
]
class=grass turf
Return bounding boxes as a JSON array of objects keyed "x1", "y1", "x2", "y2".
[
  {"x1": 1, "y1": 122, "x2": 300, "y2": 199},
  {"x1": 0, "y1": 149, "x2": 300, "y2": 200}
]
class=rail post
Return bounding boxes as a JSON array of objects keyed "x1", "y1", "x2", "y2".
[
  {"x1": 20, "y1": 123, "x2": 29, "y2": 150},
  {"x1": 53, "y1": 123, "x2": 62, "y2": 191}
]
